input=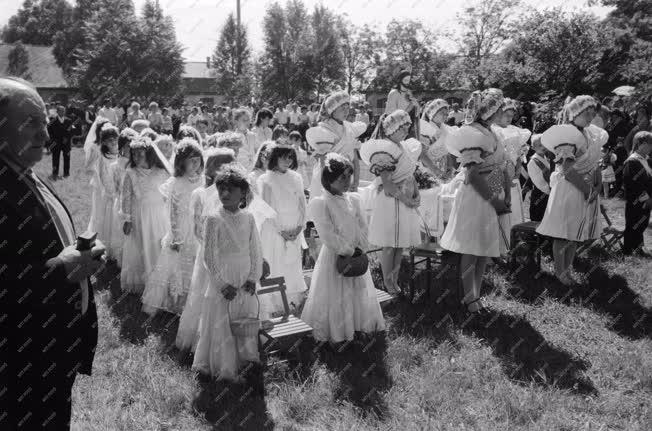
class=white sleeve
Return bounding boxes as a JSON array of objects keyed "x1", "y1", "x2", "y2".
[{"x1": 309, "y1": 198, "x2": 355, "y2": 256}]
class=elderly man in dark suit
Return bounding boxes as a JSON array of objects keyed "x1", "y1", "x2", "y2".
[
  {"x1": 47, "y1": 104, "x2": 73, "y2": 178},
  {"x1": 0, "y1": 77, "x2": 104, "y2": 430}
]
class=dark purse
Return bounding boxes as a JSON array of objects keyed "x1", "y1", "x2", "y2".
[{"x1": 336, "y1": 247, "x2": 369, "y2": 277}]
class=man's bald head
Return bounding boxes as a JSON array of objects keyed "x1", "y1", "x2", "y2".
[{"x1": 0, "y1": 77, "x2": 49, "y2": 168}]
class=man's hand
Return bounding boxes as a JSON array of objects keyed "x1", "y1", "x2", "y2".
[
  {"x1": 242, "y1": 280, "x2": 256, "y2": 295},
  {"x1": 261, "y1": 259, "x2": 271, "y2": 280},
  {"x1": 123, "y1": 221, "x2": 132, "y2": 235},
  {"x1": 644, "y1": 197, "x2": 652, "y2": 210},
  {"x1": 51, "y1": 240, "x2": 106, "y2": 283}
]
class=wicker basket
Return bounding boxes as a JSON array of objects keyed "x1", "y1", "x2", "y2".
[{"x1": 229, "y1": 294, "x2": 261, "y2": 337}]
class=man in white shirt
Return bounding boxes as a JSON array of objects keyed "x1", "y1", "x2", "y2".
[
  {"x1": 289, "y1": 102, "x2": 301, "y2": 128},
  {"x1": 355, "y1": 103, "x2": 370, "y2": 125},
  {"x1": 98, "y1": 98, "x2": 118, "y2": 125},
  {"x1": 275, "y1": 102, "x2": 289, "y2": 128},
  {"x1": 187, "y1": 106, "x2": 201, "y2": 127}
]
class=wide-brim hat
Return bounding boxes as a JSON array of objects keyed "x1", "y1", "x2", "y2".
[{"x1": 540, "y1": 124, "x2": 585, "y2": 153}]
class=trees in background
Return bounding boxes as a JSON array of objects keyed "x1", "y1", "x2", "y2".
[
  {"x1": 212, "y1": 13, "x2": 252, "y2": 104},
  {"x1": 1, "y1": 0, "x2": 72, "y2": 46},
  {"x1": 2, "y1": 0, "x2": 651, "y2": 104},
  {"x1": 63, "y1": 0, "x2": 183, "y2": 103},
  {"x1": 7, "y1": 41, "x2": 31, "y2": 79}
]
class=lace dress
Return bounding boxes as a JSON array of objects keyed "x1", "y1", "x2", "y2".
[
  {"x1": 192, "y1": 208, "x2": 264, "y2": 380},
  {"x1": 301, "y1": 191, "x2": 386, "y2": 342},
  {"x1": 257, "y1": 170, "x2": 308, "y2": 314},
  {"x1": 119, "y1": 167, "x2": 170, "y2": 294},
  {"x1": 176, "y1": 186, "x2": 217, "y2": 351},
  {"x1": 110, "y1": 157, "x2": 129, "y2": 266},
  {"x1": 95, "y1": 154, "x2": 118, "y2": 259},
  {"x1": 142, "y1": 176, "x2": 202, "y2": 315},
  {"x1": 84, "y1": 143, "x2": 103, "y2": 233}
]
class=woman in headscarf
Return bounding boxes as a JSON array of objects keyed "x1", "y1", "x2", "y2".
[
  {"x1": 305, "y1": 91, "x2": 367, "y2": 199},
  {"x1": 439, "y1": 89, "x2": 511, "y2": 314},
  {"x1": 419, "y1": 98, "x2": 457, "y2": 180},
  {"x1": 359, "y1": 110, "x2": 425, "y2": 295},
  {"x1": 536, "y1": 96, "x2": 606, "y2": 285},
  {"x1": 492, "y1": 98, "x2": 531, "y2": 237}
]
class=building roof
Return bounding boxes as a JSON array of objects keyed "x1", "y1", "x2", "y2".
[{"x1": 0, "y1": 43, "x2": 70, "y2": 88}]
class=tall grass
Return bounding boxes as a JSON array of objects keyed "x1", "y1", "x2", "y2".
[{"x1": 35, "y1": 148, "x2": 652, "y2": 431}]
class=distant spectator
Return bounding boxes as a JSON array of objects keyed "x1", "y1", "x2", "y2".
[
  {"x1": 98, "y1": 98, "x2": 119, "y2": 125},
  {"x1": 127, "y1": 101, "x2": 145, "y2": 125},
  {"x1": 147, "y1": 101, "x2": 163, "y2": 132},
  {"x1": 624, "y1": 103, "x2": 651, "y2": 153}
]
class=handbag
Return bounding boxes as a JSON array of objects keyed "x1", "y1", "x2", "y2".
[{"x1": 336, "y1": 247, "x2": 369, "y2": 277}]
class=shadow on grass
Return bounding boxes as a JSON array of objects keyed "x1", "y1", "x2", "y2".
[
  {"x1": 388, "y1": 270, "x2": 597, "y2": 396},
  {"x1": 502, "y1": 251, "x2": 651, "y2": 340},
  {"x1": 193, "y1": 365, "x2": 274, "y2": 431},
  {"x1": 314, "y1": 332, "x2": 393, "y2": 420},
  {"x1": 95, "y1": 263, "x2": 276, "y2": 430}
]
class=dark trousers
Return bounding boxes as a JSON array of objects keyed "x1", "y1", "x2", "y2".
[
  {"x1": 529, "y1": 187, "x2": 549, "y2": 222},
  {"x1": 2, "y1": 365, "x2": 76, "y2": 430},
  {"x1": 623, "y1": 201, "x2": 651, "y2": 254},
  {"x1": 51, "y1": 143, "x2": 70, "y2": 176}
]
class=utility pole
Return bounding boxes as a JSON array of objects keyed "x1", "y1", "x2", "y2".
[{"x1": 236, "y1": 0, "x2": 241, "y2": 74}]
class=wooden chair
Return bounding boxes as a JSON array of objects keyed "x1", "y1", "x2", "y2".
[
  {"x1": 257, "y1": 277, "x2": 313, "y2": 362},
  {"x1": 408, "y1": 241, "x2": 462, "y2": 304},
  {"x1": 577, "y1": 204, "x2": 624, "y2": 255}
]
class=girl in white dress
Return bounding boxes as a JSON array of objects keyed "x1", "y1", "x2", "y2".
[
  {"x1": 301, "y1": 154, "x2": 386, "y2": 342},
  {"x1": 537, "y1": 96, "x2": 605, "y2": 285},
  {"x1": 233, "y1": 109, "x2": 258, "y2": 171},
  {"x1": 110, "y1": 128, "x2": 138, "y2": 266},
  {"x1": 95, "y1": 124, "x2": 120, "y2": 260},
  {"x1": 248, "y1": 141, "x2": 272, "y2": 186},
  {"x1": 119, "y1": 137, "x2": 172, "y2": 294},
  {"x1": 493, "y1": 98, "x2": 531, "y2": 238},
  {"x1": 359, "y1": 110, "x2": 424, "y2": 295},
  {"x1": 176, "y1": 148, "x2": 236, "y2": 352},
  {"x1": 257, "y1": 144, "x2": 308, "y2": 313},
  {"x1": 439, "y1": 89, "x2": 511, "y2": 313},
  {"x1": 84, "y1": 117, "x2": 111, "y2": 234},
  {"x1": 305, "y1": 91, "x2": 367, "y2": 198},
  {"x1": 252, "y1": 108, "x2": 273, "y2": 149},
  {"x1": 142, "y1": 139, "x2": 204, "y2": 315},
  {"x1": 192, "y1": 164, "x2": 264, "y2": 381}
]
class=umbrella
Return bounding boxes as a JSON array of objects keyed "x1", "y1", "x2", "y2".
[{"x1": 612, "y1": 85, "x2": 635, "y2": 97}]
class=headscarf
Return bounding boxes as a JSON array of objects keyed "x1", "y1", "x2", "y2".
[
  {"x1": 561, "y1": 95, "x2": 597, "y2": 124},
  {"x1": 422, "y1": 99, "x2": 449, "y2": 122},
  {"x1": 464, "y1": 88, "x2": 504, "y2": 124},
  {"x1": 382, "y1": 109, "x2": 412, "y2": 136},
  {"x1": 319, "y1": 91, "x2": 350, "y2": 118}
]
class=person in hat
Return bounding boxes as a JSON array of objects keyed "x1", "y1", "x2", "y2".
[
  {"x1": 493, "y1": 97, "x2": 532, "y2": 238},
  {"x1": 439, "y1": 89, "x2": 511, "y2": 314},
  {"x1": 385, "y1": 69, "x2": 417, "y2": 115},
  {"x1": 359, "y1": 110, "x2": 424, "y2": 295},
  {"x1": 420, "y1": 98, "x2": 457, "y2": 180},
  {"x1": 622, "y1": 131, "x2": 652, "y2": 256},
  {"x1": 305, "y1": 91, "x2": 367, "y2": 199},
  {"x1": 536, "y1": 96, "x2": 606, "y2": 284}
]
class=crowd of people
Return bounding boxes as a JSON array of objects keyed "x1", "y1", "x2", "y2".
[
  {"x1": 77, "y1": 78, "x2": 652, "y2": 379},
  {"x1": 3, "y1": 70, "x2": 652, "y2": 429}
]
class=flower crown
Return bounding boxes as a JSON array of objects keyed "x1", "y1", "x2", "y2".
[{"x1": 129, "y1": 136, "x2": 154, "y2": 149}]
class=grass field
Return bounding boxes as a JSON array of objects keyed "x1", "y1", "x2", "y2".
[{"x1": 36, "y1": 148, "x2": 651, "y2": 431}]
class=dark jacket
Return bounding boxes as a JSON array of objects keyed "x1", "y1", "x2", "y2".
[
  {"x1": 623, "y1": 156, "x2": 652, "y2": 205},
  {"x1": 47, "y1": 116, "x2": 74, "y2": 148},
  {"x1": 0, "y1": 156, "x2": 98, "y2": 392}
]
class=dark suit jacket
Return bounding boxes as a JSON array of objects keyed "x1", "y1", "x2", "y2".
[
  {"x1": 47, "y1": 116, "x2": 73, "y2": 148},
  {"x1": 0, "y1": 156, "x2": 98, "y2": 398},
  {"x1": 623, "y1": 156, "x2": 652, "y2": 206}
]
